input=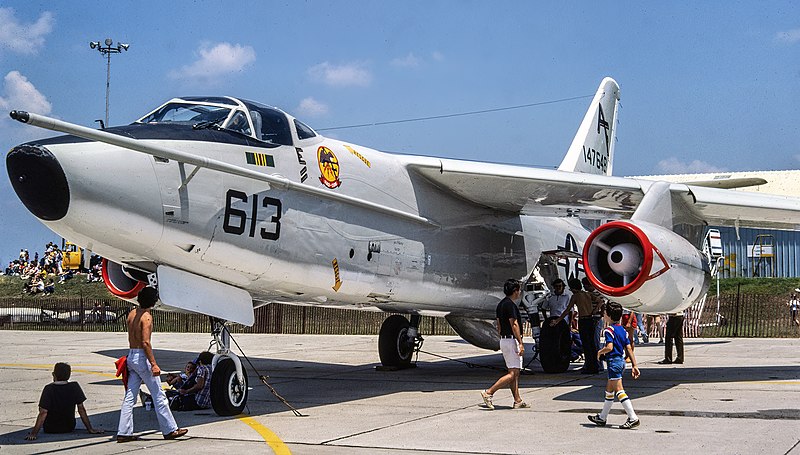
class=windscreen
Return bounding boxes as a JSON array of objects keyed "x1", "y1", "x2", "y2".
[{"x1": 138, "y1": 102, "x2": 233, "y2": 125}]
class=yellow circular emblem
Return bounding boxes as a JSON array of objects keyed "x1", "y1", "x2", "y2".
[{"x1": 317, "y1": 146, "x2": 341, "y2": 189}]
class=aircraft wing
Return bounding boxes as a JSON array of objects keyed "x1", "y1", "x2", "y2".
[
  {"x1": 405, "y1": 156, "x2": 800, "y2": 230},
  {"x1": 681, "y1": 177, "x2": 767, "y2": 189}
]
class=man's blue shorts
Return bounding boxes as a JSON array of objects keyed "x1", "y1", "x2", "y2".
[{"x1": 607, "y1": 356, "x2": 625, "y2": 380}]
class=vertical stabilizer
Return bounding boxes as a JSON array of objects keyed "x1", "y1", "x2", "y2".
[{"x1": 557, "y1": 77, "x2": 620, "y2": 176}]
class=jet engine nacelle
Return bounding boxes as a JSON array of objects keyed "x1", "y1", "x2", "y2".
[
  {"x1": 583, "y1": 220, "x2": 710, "y2": 314},
  {"x1": 445, "y1": 315, "x2": 500, "y2": 351},
  {"x1": 101, "y1": 259, "x2": 148, "y2": 299}
]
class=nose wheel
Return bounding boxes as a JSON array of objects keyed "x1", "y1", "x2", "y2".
[{"x1": 209, "y1": 319, "x2": 249, "y2": 416}]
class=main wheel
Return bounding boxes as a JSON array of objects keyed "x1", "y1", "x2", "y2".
[
  {"x1": 538, "y1": 317, "x2": 571, "y2": 373},
  {"x1": 211, "y1": 358, "x2": 248, "y2": 416},
  {"x1": 378, "y1": 315, "x2": 414, "y2": 367}
]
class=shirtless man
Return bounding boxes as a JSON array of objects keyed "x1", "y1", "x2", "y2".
[{"x1": 116, "y1": 287, "x2": 187, "y2": 442}]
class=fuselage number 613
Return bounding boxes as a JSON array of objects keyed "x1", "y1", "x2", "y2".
[{"x1": 223, "y1": 189, "x2": 281, "y2": 240}]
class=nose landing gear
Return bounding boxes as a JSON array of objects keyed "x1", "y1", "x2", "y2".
[{"x1": 209, "y1": 319, "x2": 248, "y2": 416}]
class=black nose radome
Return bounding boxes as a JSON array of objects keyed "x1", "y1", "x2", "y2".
[{"x1": 6, "y1": 144, "x2": 70, "y2": 221}]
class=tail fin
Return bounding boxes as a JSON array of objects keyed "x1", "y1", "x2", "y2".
[{"x1": 557, "y1": 77, "x2": 620, "y2": 176}]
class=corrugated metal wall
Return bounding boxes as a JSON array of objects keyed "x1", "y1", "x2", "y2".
[{"x1": 714, "y1": 226, "x2": 800, "y2": 278}]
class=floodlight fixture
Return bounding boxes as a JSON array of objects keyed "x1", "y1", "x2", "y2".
[{"x1": 89, "y1": 38, "x2": 131, "y2": 127}]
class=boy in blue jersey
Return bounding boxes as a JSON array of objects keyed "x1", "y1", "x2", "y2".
[{"x1": 588, "y1": 302, "x2": 640, "y2": 429}]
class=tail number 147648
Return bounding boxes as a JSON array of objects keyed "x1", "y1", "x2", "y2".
[{"x1": 222, "y1": 189, "x2": 282, "y2": 240}]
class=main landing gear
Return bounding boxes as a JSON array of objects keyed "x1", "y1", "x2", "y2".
[
  {"x1": 378, "y1": 314, "x2": 423, "y2": 368},
  {"x1": 208, "y1": 319, "x2": 249, "y2": 416}
]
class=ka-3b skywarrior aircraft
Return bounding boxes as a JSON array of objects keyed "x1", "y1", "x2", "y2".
[{"x1": 7, "y1": 78, "x2": 800, "y2": 415}]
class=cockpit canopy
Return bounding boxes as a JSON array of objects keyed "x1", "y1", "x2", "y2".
[{"x1": 137, "y1": 96, "x2": 317, "y2": 146}]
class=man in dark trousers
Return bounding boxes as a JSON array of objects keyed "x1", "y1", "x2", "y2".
[
  {"x1": 480, "y1": 279, "x2": 529, "y2": 410},
  {"x1": 562, "y1": 278, "x2": 598, "y2": 373},
  {"x1": 25, "y1": 362, "x2": 104, "y2": 440},
  {"x1": 658, "y1": 311, "x2": 685, "y2": 364}
]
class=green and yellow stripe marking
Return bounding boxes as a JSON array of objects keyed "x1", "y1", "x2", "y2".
[{"x1": 246, "y1": 152, "x2": 275, "y2": 167}]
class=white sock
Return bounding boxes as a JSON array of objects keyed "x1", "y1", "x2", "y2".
[
  {"x1": 599, "y1": 391, "x2": 614, "y2": 420},
  {"x1": 616, "y1": 390, "x2": 638, "y2": 420}
]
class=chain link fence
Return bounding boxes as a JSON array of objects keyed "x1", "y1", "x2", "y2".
[
  {"x1": 0, "y1": 297, "x2": 457, "y2": 336},
  {"x1": 1, "y1": 293, "x2": 798, "y2": 338}
]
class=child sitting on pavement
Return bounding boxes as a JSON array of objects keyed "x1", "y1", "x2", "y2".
[{"x1": 166, "y1": 362, "x2": 197, "y2": 389}]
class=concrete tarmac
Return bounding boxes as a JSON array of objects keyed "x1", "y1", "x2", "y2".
[{"x1": 0, "y1": 330, "x2": 798, "y2": 454}]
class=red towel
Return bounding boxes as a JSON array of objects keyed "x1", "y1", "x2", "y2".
[{"x1": 115, "y1": 355, "x2": 128, "y2": 389}]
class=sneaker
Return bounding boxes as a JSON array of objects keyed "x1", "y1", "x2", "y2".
[
  {"x1": 512, "y1": 401, "x2": 530, "y2": 409},
  {"x1": 620, "y1": 418, "x2": 640, "y2": 429},
  {"x1": 657, "y1": 359, "x2": 672, "y2": 365},
  {"x1": 673, "y1": 359, "x2": 683, "y2": 364},
  {"x1": 480, "y1": 390, "x2": 494, "y2": 410},
  {"x1": 588, "y1": 414, "x2": 606, "y2": 426}
]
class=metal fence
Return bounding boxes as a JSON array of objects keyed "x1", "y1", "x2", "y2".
[
  {"x1": 0, "y1": 297, "x2": 457, "y2": 336},
  {"x1": 1, "y1": 294, "x2": 798, "y2": 338},
  {"x1": 698, "y1": 289, "x2": 800, "y2": 338}
]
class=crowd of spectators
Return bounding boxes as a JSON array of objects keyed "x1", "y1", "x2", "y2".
[{"x1": 3, "y1": 243, "x2": 103, "y2": 295}]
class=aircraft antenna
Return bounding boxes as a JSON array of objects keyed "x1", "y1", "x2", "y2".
[{"x1": 316, "y1": 94, "x2": 593, "y2": 132}]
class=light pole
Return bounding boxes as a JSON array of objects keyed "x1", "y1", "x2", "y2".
[{"x1": 89, "y1": 38, "x2": 129, "y2": 127}]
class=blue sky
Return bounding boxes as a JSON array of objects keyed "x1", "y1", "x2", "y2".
[{"x1": 1, "y1": 1, "x2": 799, "y2": 264}]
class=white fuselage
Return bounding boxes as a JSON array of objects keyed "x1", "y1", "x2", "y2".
[{"x1": 35, "y1": 132, "x2": 593, "y2": 319}]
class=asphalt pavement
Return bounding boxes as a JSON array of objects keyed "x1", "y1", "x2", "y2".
[{"x1": 0, "y1": 330, "x2": 799, "y2": 454}]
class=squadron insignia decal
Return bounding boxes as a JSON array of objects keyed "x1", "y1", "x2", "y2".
[
  {"x1": 245, "y1": 152, "x2": 275, "y2": 167},
  {"x1": 318, "y1": 146, "x2": 341, "y2": 189}
]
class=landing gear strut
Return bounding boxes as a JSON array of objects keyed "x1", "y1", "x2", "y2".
[
  {"x1": 378, "y1": 314, "x2": 423, "y2": 368},
  {"x1": 209, "y1": 318, "x2": 249, "y2": 416}
]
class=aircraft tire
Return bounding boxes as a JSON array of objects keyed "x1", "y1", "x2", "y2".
[
  {"x1": 211, "y1": 358, "x2": 248, "y2": 416},
  {"x1": 538, "y1": 317, "x2": 571, "y2": 373},
  {"x1": 378, "y1": 315, "x2": 413, "y2": 367}
]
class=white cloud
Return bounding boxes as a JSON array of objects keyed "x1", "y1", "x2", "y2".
[
  {"x1": 169, "y1": 42, "x2": 256, "y2": 83},
  {"x1": 308, "y1": 62, "x2": 371, "y2": 87},
  {"x1": 391, "y1": 53, "x2": 420, "y2": 68},
  {"x1": 0, "y1": 71, "x2": 52, "y2": 113},
  {"x1": 295, "y1": 97, "x2": 329, "y2": 117},
  {"x1": 656, "y1": 157, "x2": 727, "y2": 174},
  {"x1": 0, "y1": 71, "x2": 52, "y2": 143},
  {"x1": 0, "y1": 8, "x2": 54, "y2": 55},
  {"x1": 775, "y1": 28, "x2": 800, "y2": 44},
  {"x1": 431, "y1": 51, "x2": 444, "y2": 61}
]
